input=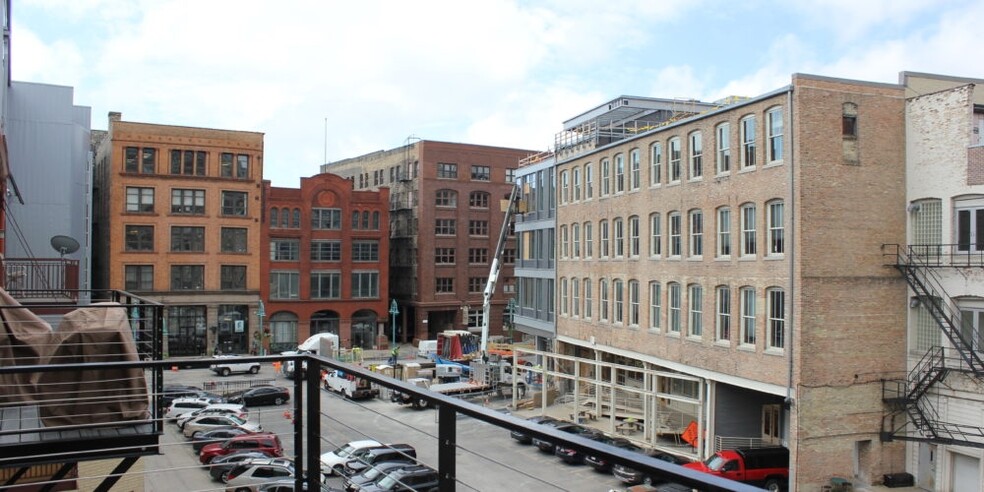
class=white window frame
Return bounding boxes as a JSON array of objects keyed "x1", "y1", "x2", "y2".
[
  {"x1": 600, "y1": 279, "x2": 610, "y2": 321},
  {"x1": 614, "y1": 218, "x2": 625, "y2": 257},
  {"x1": 717, "y1": 207, "x2": 732, "y2": 258},
  {"x1": 767, "y1": 107, "x2": 784, "y2": 163},
  {"x1": 601, "y1": 158, "x2": 611, "y2": 196},
  {"x1": 629, "y1": 280, "x2": 640, "y2": 326},
  {"x1": 560, "y1": 170, "x2": 569, "y2": 204},
  {"x1": 767, "y1": 287, "x2": 785, "y2": 350},
  {"x1": 650, "y1": 213, "x2": 661, "y2": 257},
  {"x1": 560, "y1": 277, "x2": 569, "y2": 315},
  {"x1": 649, "y1": 282, "x2": 661, "y2": 330},
  {"x1": 669, "y1": 212, "x2": 682, "y2": 257},
  {"x1": 741, "y1": 203, "x2": 757, "y2": 257},
  {"x1": 572, "y1": 276, "x2": 581, "y2": 317},
  {"x1": 669, "y1": 282, "x2": 681, "y2": 333},
  {"x1": 629, "y1": 216, "x2": 640, "y2": 257},
  {"x1": 572, "y1": 167, "x2": 581, "y2": 201},
  {"x1": 629, "y1": 148, "x2": 641, "y2": 190},
  {"x1": 689, "y1": 209, "x2": 703, "y2": 258},
  {"x1": 584, "y1": 278, "x2": 593, "y2": 319},
  {"x1": 740, "y1": 116, "x2": 756, "y2": 169},
  {"x1": 572, "y1": 222, "x2": 581, "y2": 258},
  {"x1": 560, "y1": 225, "x2": 569, "y2": 258},
  {"x1": 689, "y1": 131, "x2": 703, "y2": 180},
  {"x1": 740, "y1": 286, "x2": 756, "y2": 345},
  {"x1": 689, "y1": 284, "x2": 703, "y2": 337},
  {"x1": 614, "y1": 153, "x2": 625, "y2": 193},
  {"x1": 614, "y1": 278, "x2": 625, "y2": 324},
  {"x1": 716, "y1": 286, "x2": 731, "y2": 342},
  {"x1": 768, "y1": 200, "x2": 784, "y2": 256},
  {"x1": 601, "y1": 220, "x2": 610, "y2": 258},
  {"x1": 650, "y1": 142, "x2": 662, "y2": 186},
  {"x1": 584, "y1": 222, "x2": 593, "y2": 258},
  {"x1": 669, "y1": 137, "x2": 682, "y2": 182},
  {"x1": 585, "y1": 163, "x2": 594, "y2": 199},
  {"x1": 716, "y1": 122, "x2": 731, "y2": 174}
]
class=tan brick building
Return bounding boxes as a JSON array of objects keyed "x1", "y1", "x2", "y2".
[
  {"x1": 553, "y1": 74, "x2": 908, "y2": 489},
  {"x1": 92, "y1": 113, "x2": 264, "y2": 356}
]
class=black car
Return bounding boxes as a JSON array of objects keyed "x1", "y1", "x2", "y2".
[
  {"x1": 343, "y1": 462, "x2": 425, "y2": 492},
  {"x1": 583, "y1": 436, "x2": 642, "y2": 472},
  {"x1": 532, "y1": 422, "x2": 598, "y2": 454},
  {"x1": 509, "y1": 415, "x2": 558, "y2": 444},
  {"x1": 612, "y1": 451, "x2": 690, "y2": 485},
  {"x1": 206, "y1": 450, "x2": 274, "y2": 482},
  {"x1": 191, "y1": 426, "x2": 256, "y2": 453},
  {"x1": 160, "y1": 384, "x2": 203, "y2": 407},
  {"x1": 226, "y1": 385, "x2": 290, "y2": 406},
  {"x1": 358, "y1": 465, "x2": 439, "y2": 492},
  {"x1": 553, "y1": 430, "x2": 608, "y2": 464}
]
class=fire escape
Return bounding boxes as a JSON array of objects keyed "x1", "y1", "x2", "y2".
[{"x1": 882, "y1": 244, "x2": 984, "y2": 448}]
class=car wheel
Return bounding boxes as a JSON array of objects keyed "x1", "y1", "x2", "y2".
[
  {"x1": 274, "y1": 397, "x2": 285, "y2": 405},
  {"x1": 249, "y1": 365, "x2": 259, "y2": 374},
  {"x1": 235, "y1": 488, "x2": 251, "y2": 492},
  {"x1": 764, "y1": 478, "x2": 783, "y2": 492},
  {"x1": 417, "y1": 398, "x2": 429, "y2": 409},
  {"x1": 221, "y1": 367, "x2": 231, "y2": 377},
  {"x1": 642, "y1": 476, "x2": 653, "y2": 486},
  {"x1": 191, "y1": 431, "x2": 203, "y2": 439},
  {"x1": 220, "y1": 470, "x2": 231, "y2": 482}
]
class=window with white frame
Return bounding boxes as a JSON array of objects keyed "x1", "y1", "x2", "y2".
[
  {"x1": 572, "y1": 222, "x2": 581, "y2": 258},
  {"x1": 959, "y1": 302, "x2": 984, "y2": 352},
  {"x1": 649, "y1": 282, "x2": 661, "y2": 330},
  {"x1": 741, "y1": 203, "x2": 757, "y2": 256},
  {"x1": 767, "y1": 107, "x2": 783, "y2": 163},
  {"x1": 716, "y1": 286, "x2": 731, "y2": 341},
  {"x1": 741, "y1": 116, "x2": 756, "y2": 169},
  {"x1": 573, "y1": 167, "x2": 581, "y2": 201},
  {"x1": 601, "y1": 158, "x2": 611, "y2": 196},
  {"x1": 629, "y1": 148, "x2": 641, "y2": 190},
  {"x1": 126, "y1": 186, "x2": 155, "y2": 213},
  {"x1": 572, "y1": 277, "x2": 581, "y2": 317},
  {"x1": 768, "y1": 200, "x2": 784, "y2": 255},
  {"x1": 584, "y1": 222, "x2": 593, "y2": 258},
  {"x1": 669, "y1": 282, "x2": 681, "y2": 333},
  {"x1": 689, "y1": 284, "x2": 703, "y2": 337},
  {"x1": 560, "y1": 277, "x2": 569, "y2": 315},
  {"x1": 911, "y1": 199, "x2": 942, "y2": 257},
  {"x1": 585, "y1": 163, "x2": 594, "y2": 199},
  {"x1": 690, "y1": 131, "x2": 703, "y2": 179},
  {"x1": 716, "y1": 122, "x2": 731, "y2": 174},
  {"x1": 614, "y1": 153, "x2": 625, "y2": 193},
  {"x1": 956, "y1": 201, "x2": 984, "y2": 253},
  {"x1": 689, "y1": 209, "x2": 703, "y2": 257},
  {"x1": 600, "y1": 278, "x2": 610, "y2": 321},
  {"x1": 614, "y1": 279, "x2": 624, "y2": 323},
  {"x1": 614, "y1": 218, "x2": 625, "y2": 257},
  {"x1": 717, "y1": 207, "x2": 732, "y2": 257},
  {"x1": 650, "y1": 213, "x2": 661, "y2": 256},
  {"x1": 560, "y1": 171, "x2": 569, "y2": 204},
  {"x1": 914, "y1": 297, "x2": 941, "y2": 352},
  {"x1": 560, "y1": 225, "x2": 569, "y2": 258},
  {"x1": 436, "y1": 189, "x2": 457, "y2": 207},
  {"x1": 669, "y1": 137, "x2": 682, "y2": 182},
  {"x1": 584, "y1": 278, "x2": 593, "y2": 318},
  {"x1": 669, "y1": 212, "x2": 682, "y2": 257},
  {"x1": 650, "y1": 142, "x2": 662, "y2": 186},
  {"x1": 740, "y1": 286, "x2": 756, "y2": 345},
  {"x1": 767, "y1": 287, "x2": 785, "y2": 350},
  {"x1": 629, "y1": 280, "x2": 640, "y2": 326},
  {"x1": 601, "y1": 220, "x2": 610, "y2": 257},
  {"x1": 629, "y1": 216, "x2": 640, "y2": 257}
]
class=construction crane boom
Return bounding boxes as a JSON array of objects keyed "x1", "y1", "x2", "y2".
[{"x1": 479, "y1": 181, "x2": 522, "y2": 357}]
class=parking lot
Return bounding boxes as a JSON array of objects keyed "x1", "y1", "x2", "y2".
[{"x1": 145, "y1": 363, "x2": 636, "y2": 491}]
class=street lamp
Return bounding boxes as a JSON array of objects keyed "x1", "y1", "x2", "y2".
[
  {"x1": 506, "y1": 298, "x2": 517, "y2": 343},
  {"x1": 389, "y1": 299, "x2": 399, "y2": 348}
]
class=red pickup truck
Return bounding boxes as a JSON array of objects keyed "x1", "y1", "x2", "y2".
[{"x1": 683, "y1": 446, "x2": 789, "y2": 491}]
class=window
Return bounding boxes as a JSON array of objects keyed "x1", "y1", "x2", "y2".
[
  {"x1": 717, "y1": 207, "x2": 731, "y2": 257},
  {"x1": 600, "y1": 220, "x2": 610, "y2": 257},
  {"x1": 767, "y1": 288, "x2": 785, "y2": 349},
  {"x1": 572, "y1": 168, "x2": 581, "y2": 201},
  {"x1": 220, "y1": 153, "x2": 250, "y2": 179},
  {"x1": 583, "y1": 279, "x2": 593, "y2": 318},
  {"x1": 740, "y1": 116, "x2": 756, "y2": 169},
  {"x1": 600, "y1": 279, "x2": 609, "y2": 321},
  {"x1": 312, "y1": 208, "x2": 342, "y2": 229},
  {"x1": 436, "y1": 189, "x2": 457, "y2": 207},
  {"x1": 469, "y1": 191, "x2": 489, "y2": 208},
  {"x1": 352, "y1": 240, "x2": 379, "y2": 261},
  {"x1": 959, "y1": 304, "x2": 984, "y2": 352},
  {"x1": 292, "y1": 209, "x2": 301, "y2": 228},
  {"x1": 843, "y1": 103, "x2": 858, "y2": 138},
  {"x1": 171, "y1": 150, "x2": 207, "y2": 176},
  {"x1": 689, "y1": 132, "x2": 703, "y2": 179},
  {"x1": 689, "y1": 210, "x2": 703, "y2": 257},
  {"x1": 649, "y1": 282, "x2": 661, "y2": 330},
  {"x1": 689, "y1": 284, "x2": 703, "y2": 337},
  {"x1": 601, "y1": 158, "x2": 611, "y2": 196},
  {"x1": 468, "y1": 248, "x2": 489, "y2": 264},
  {"x1": 436, "y1": 278, "x2": 454, "y2": 293},
  {"x1": 768, "y1": 201, "x2": 784, "y2": 255},
  {"x1": 560, "y1": 278, "x2": 569, "y2": 315},
  {"x1": 614, "y1": 218, "x2": 625, "y2": 257},
  {"x1": 716, "y1": 123, "x2": 731, "y2": 174},
  {"x1": 351, "y1": 271, "x2": 379, "y2": 298},
  {"x1": 560, "y1": 225, "x2": 569, "y2": 258},
  {"x1": 650, "y1": 213, "x2": 661, "y2": 256},
  {"x1": 614, "y1": 153, "x2": 625, "y2": 193},
  {"x1": 740, "y1": 287, "x2": 756, "y2": 345},
  {"x1": 502, "y1": 248, "x2": 515, "y2": 264},
  {"x1": 628, "y1": 216, "x2": 640, "y2": 257},
  {"x1": 469, "y1": 220, "x2": 489, "y2": 236},
  {"x1": 767, "y1": 107, "x2": 783, "y2": 163},
  {"x1": 311, "y1": 240, "x2": 341, "y2": 261},
  {"x1": 613, "y1": 279, "x2": 624, "y2": 323},
  {"x1": 505, "y1": 168, "x2": 516, "y2": 183},
  {"x1": 628, "y1": 280, "x2": 640, "y2": 326},
  {"x1": 124, "y1": 147, "x2": 157, "y2": 174},
  {"x1": 471, "y1": 165, "x2": 490, "y2": 181},
  {"x1": 171, "y1": 265, "x2": 204, "y2": 291},
  {"x1": 125, "y1": 225, "x2": 154, "y2": 251},
  {"x1": 270, "y1": 208, "x2": 279, "y2": 227},
  {"x1": 560, "y1": 170, "x2": 569, "y2": 203},
  {"x1": 168, "y1": 226, "x2": 203, "y2": 252},
  {"x1": 437, "y1": 162, "x2": 458, "y2": 179},
  {"x1": 124, "y1": 265, "x2": 154, "y2": 291},
  {"x1": 572, "y1": 223, "x2": 581, "y2": 258},
  {"x1": 650, "y1": 142, "x2": 662, "y2": 185},
  {"x1": 435, "y1": 219, "x2": 456, "y2": 235},
  {"x1": 716, "y1": 286, "x2": 731, "y2": 341},
  {"x1": 668, "y1": 138, "x2": 682, "y2": 182},
  {"x1": 311, "y1": 272, "x2": 341, "y2": 299},
  {"x1": 468, "y1": 277, "x2": 485, "y2": 293},
  {"x1": 435, "y1": 247, "x2": 456, "y2": 264},
  {"x1": 171, "y1": 189, "x2": 205, "y2": 215},
  {"x1": 741, "y1": 204, "x2": 757, "y2": 256},
  {"x1": 221, "y1": 265, "x2": 247, "y2": 290},
  {"x1": 585, "y1": 164, "x2": 594, "y2": 199},
  {"x1": 270, "y1": 271, "x2": 300, "y2": 299},
  {"x1": 956, "y1": 204, "x2": 984, "y2": 252},
  {"x1": 584, "y1": 222, "x2": 593, "y2": 258},
  {"x1": 216, "y1": 228, "x2": 247, "y2": 254},
  {"x1": 669, "y1": 283, "x2": 681, "y2": 333},
  {"x1": 270, "y1": 238, "x2": 299, "y2": 261},
  {"x1": 126, "y1": 187, "x2": 155, "y2": 213},
  {"x1": 629, "y1": 149, "x2": 641, "y2": 190},
  {"x1": 669, "y1": 212, "x2": 681, "y2": 257},
  {"x1": 221, "y1": 191, "x2": 247, "y2": 216}
]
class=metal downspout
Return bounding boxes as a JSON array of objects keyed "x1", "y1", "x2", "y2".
[{"x1": 785, "y1": 87, "x2": 797, "y2": 488}]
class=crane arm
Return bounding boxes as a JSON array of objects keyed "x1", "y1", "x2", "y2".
[{"x1": 480, "y1": 182, "x2": 522, "y2": 356}]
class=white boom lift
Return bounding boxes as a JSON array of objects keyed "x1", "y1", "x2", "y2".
[{"x1": 478, "y1": 181, "x2": 522, "y2": 359}]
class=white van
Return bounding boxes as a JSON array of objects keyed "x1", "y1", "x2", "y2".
[{"x1": 417, "y1": 340, "x2": 438, "y2": 358}]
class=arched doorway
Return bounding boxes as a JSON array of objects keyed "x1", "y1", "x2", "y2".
[
  {"x1": 269, "y1": 312, "x2": 298, "y2": 353},
  {"x1": 351, "y1": 309, "x2": 378, "y2": 350},
  {"x1": 311, "y1": 310, "x2": 340, "y2": 338}
]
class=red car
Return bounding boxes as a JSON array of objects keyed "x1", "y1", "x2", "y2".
[{"x1": 199, "y1": 432, "x2": 283, "y2": 464}]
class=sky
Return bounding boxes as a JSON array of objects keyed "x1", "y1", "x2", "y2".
[{"x1": 15, "y1": 0, "x2": 984, "y2": 187}]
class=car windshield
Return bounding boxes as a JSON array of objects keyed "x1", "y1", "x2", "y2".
[
  {"x1": 374, "y1": 473, "x2": 400, "y2": 489},
  {"x1": 334, "y1": 444, "x2": 355, "y2": 458},
  {"x1": 706, "y1": 455, "x2": 728, "y2": 471},
  {"x1": 363, "y1": 466, "x2": 385, "y2": 480},
  {"x1": 227, "y1": 415, "x2": 247, "y2": 425}
]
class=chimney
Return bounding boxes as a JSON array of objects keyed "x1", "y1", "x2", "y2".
[{"x1": 108, "y1": 111, "x2": 122, "y2": 123}]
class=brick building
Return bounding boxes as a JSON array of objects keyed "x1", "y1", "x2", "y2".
[
  {"x1": 261, "y1": 173, "x2": 390, "y2": 351},
  {"x1": 92, "y1": 112, "x2": 265, "y2": 356}
]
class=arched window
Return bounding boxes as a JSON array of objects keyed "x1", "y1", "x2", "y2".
[
  {"x1": 292, "y1": 208, "x2": 300, "y2": 228},
  {"x1": 270, "y1": 208, "x2": 279, "y2": 228}
]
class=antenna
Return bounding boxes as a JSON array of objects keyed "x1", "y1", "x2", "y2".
[{"x1": 50, "y1": 235, "x2": 80, "y2": 258}]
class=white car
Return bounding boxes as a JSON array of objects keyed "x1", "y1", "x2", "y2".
[
  {"x1": 210, "y1": 355, "x2": 262, "y2": 376},
  {"x1": 175, "y1": 403, "x2": 248, "y2": 429},
  {"x1": 164, "y1": 396, "x2": 225, "y2": 421},
  {"x1": 223, "y1": 457, "x2": 298, "y2": 490},
  {"x1": 182, "y1": 414, "x2": 260, "y2": 438},
  {"x1": 319, "y1": 439, "x2": 381, "y2": 476}
]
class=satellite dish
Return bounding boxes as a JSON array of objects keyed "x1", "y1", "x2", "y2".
[{"x1": 50, "y1": 235, "x2": 80, "y2": 258}]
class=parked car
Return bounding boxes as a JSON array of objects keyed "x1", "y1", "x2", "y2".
[
  {"x1": 226, "y1": 386, "x2": 291, "y2": 406},
  {"x1": 532, "y1": 422, "x2": 598, "y2": 454},
  {"x1": 176, "y1": 403, "x2": 248, "y2": 429},
  {"x1": 193, "y1": 427, "x2": 257, "y2": 453},
  {"x1": 200, "y1": 433, "x2": 284, "y2": 464},
  {"x1": 554, "y1": 432, "x2": 614, "y2": 464},
  {"x1": 164, "y1": 396, "x2": 226, "y2": 421},
  {"x1": 257, "y1": 479, "x2": 329, "y2": 491},
  {"x1": 342, "y1": 462, "x2": 423, "y2": 492},
  {"x1": 161, "y1": 384, "x2": 204, "y2": 407},
  {"x1": 509, "y1": 415, "x2": 558, "y2": 444},
  {"x1": 683, "y1": 446, "x2": 789, "y2": 491},
  {"x1": 223, "y1": 457, "x2": 298, "y2": 490},
  {"x1": 319, "y1": 439, "x2": 381, "y2": 476},
  {"x1": 356, "y1": 465, "x2": 439, "y2": 492},
  {"x1": 584, "y1": 436, "x2": 643, "y2": 472},
  {"x1": 341, "y1": 443, "x2": 416, "y2": 477},
  {"x1": 612, "y1": 451, "x2": 691, "y2": 485},
  {"x1": 183, "y1": 414, "x2": 260, "y2": 438},
  {"x1": 208, "y1": 451, "x2": 275, "y2": 482},
  {"x1": 211, "y1": 354, "x2": 262, "y2": 376}
]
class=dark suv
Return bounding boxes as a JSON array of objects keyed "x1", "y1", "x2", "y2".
[
  {"x1": 342, "y1": 443, "x2": 416, "y2": 477},
  {"x1": 358, "y1": 465, "x2": 438, "y2": 492},
  {"x1": 532, "y1": 422, "x2": 599, "y2": 454}
]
